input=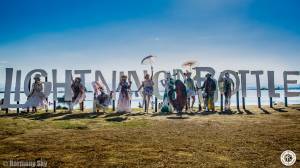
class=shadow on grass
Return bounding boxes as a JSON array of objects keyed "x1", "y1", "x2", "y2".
[
  {"x1": 199, "y1": 111, "x2": 217, "y2": 115},
  {"x1": 272, "y1": 108, "x2": 288, "y2": 112},
  {"x1": 0, "y1": 111, "x2": 72, "y2": 120},
  {"x1": 218, "y1": 110, "x2": 236, "y2": 115},
  {"x1": 167, "y1": 116, "x2": 189, "y2": 119},
  {"x1": 55, "y1": 112, "x2": 104, "y2": 120},
  {"x1": 259, "y1": 108, "x2": 271, "y2": 114},
  {"x1": 0, "y1": 113, "x2": 20, "y2": 118},
  {"x1": 236, "y1": 109, "x2": 254, "y2": 115},
  {"x1": 25, "y1": 112, "x2": 72, "y2": 120},
  {"x1": 125, "y1": 112, "x2": 146, "y2": 117},
  {"x1": 244, "y1": 109, "x2": 254, "y2": 115},
  {"x1": 105, "y1": 116, "x2": 128, "y2": 122},
  {"x1": 104, "y1": 112, "x2": 126, "y2": 118}
]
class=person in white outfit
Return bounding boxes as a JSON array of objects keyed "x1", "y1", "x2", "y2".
[{"x1": 24, "y1": 74, "x2": 48, "y2": 112}]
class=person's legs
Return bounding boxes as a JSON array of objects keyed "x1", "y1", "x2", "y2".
[
  {"x1": 191, "y1": 96, "x2": 195, "y2": 110},
  {"x1": 225, "y1": 95, "x2": 229, "y2": 111},
  {"x1": 186, "y1": 97, "x2": 190, "y2": 111},
  {"x1": 228, "y1": 95, "x2": 231, "y2": 111},
  {"x1": 146, "y1": 96, "x2": 151, "y2": 113},
  {"x1": 204, "y1": 93, "x2": 208, "y2": 111}
]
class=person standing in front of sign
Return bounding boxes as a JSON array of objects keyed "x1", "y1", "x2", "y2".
[
  {"x1": 222, "y1": 72, "x2": 234, "y2": 111},
  {"x1": 184, "y1": 71, "x2": 196, "y2": 112},
  {"x1": 70, "y1": 77, "x2": 86, "y2": 111},
  {"x1": 117, "y1": 75, "x2": 132, "y2": 113},
  {"x1": 24, "y1": 74, "x2": 48, "y2": 112},
  {"x1": 137, "y1": 67, "x2": 154, "y2": 113},
  {"x1": 201, "y1": 73, "x2": 216, "y2": 112}
]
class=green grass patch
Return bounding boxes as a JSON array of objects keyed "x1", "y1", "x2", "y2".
[{"x1": 53, "y1": 121, "x2": 88, "y2": 130}]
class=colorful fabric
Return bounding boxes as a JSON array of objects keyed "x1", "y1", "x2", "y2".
[
  {"x1": 71, "y1": 83, "x2": 86, "y2": 105},
  {"x1": 117, "y1": 81, "x2": 131, "y2": 112},
  {"x1": 143, "y1": 86, "x2": 153, "y2": 96}
]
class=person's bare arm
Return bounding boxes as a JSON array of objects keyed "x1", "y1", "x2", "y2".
[
  {"x1": 137, "y1": 82, "x2": 143, "y2": 92},
  {"x1": 150, "y1": 66, "x2": 154, "y2": 80}
]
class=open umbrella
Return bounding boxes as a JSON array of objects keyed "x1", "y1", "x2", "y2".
[
  {"x1": 141, "y1": 55, "x2": 156, "y2": 72},
  {"x1": 182, "y1": 60, "x2": 198, "y2": 71},
  {"x1": 141, "y1": 55, "x2": 156, "y2": 66}
]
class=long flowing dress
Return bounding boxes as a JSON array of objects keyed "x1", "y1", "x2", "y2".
[
  {"x1": 24, "y1": 82, "x2": 48, "y2": 108},
  {"x1": 117, "y1": 81, "x2": 131, "y2": 112},
  {"x1": 71, "y1": 83, "x2": 86, "y2": 105}
]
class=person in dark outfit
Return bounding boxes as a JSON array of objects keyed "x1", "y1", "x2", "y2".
[
  {"x1": 201, "y1": 73, "x2": 216, "y2": 112},
  {"x1": 222, "y1": 72, "x2": 234, "y2": 111}
]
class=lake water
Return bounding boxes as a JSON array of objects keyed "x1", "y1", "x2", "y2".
[{"x1": 1, "y1": 89, "x2": 299, "y2": 109}]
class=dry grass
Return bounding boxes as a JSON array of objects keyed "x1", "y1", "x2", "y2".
[{"x1": 0, "y1": 105, "x2": 299, "y2": 167}]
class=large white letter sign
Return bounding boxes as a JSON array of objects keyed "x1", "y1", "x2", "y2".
[
  {"x1": 128, "y1": 71, "x2": 142, "y2": 95},
  {"x1": 52, "y1": 69, "x2": 73, "y2": 101},
  {"x1": 112, "y1": 71, "x2": 117, "y2": 100},
  {"x1": 153, "y1": 71, "x2": 167, "y2": 99},
  {"x1": 2, "y1": 68, "x2": 14, "y2": 108},
  {"x1": 74, "y1": 70, "x2": 91, "y2": 88},
  {"x1": 251, "y1": 71, "x2": 264, "y2": 97},
  {"x1": 267, "y1": 71, "x2": 280, "y2": 97},
  {"x1": 95, "y1": 70, "x2": 111, "y2": 92},
  {"x1": 24, "y1": 69, "x2": 50, "y2": 96},
  {"x1": 173, "y1": 69, "x2": 185, "y2": 80},
  {"x1": 283, "y1": 71, "x2": 300, "y2": 97},
  {"x1": 218, "y1": 70, "x2": 240, "y2": 96},
  {"x1": 193, "y1": 67, "x2": 215, "y2": 87},
  {"x1": 14, "y1": 70, "x2": 22, "y2": 102},
  {"x1": 239, "y1": 70, "x2": 249, "y2": 98}
]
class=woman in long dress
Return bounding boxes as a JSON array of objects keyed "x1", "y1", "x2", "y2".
[
  {"x1": 24, "y1": 74, "x2": 48, "y2": 112},
  {"x1": 117, "y1": 75, "x2": 132, "y2": 113},
  {"x1": 137, "y1": 67, "x2": 154, "y2": 113},
  {"x1": 70, "y1": 77, "x2": 86, "y2": 111}
]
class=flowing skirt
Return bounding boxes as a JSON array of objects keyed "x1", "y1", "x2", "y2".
[
  {"x1": 117, "y1": 93, "x2": 131, "y2": 112},
  {"x1": 23, "y1": 94, "x2": 47, "y2": 108}
]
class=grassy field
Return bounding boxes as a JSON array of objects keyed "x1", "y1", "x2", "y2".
[{"x1": 0, "y1": 105, "x2": 299, "y2": 167}]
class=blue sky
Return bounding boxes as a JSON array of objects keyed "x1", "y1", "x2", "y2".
[{"x1": 0, "y1": 0, "x2": 300, "y2": 86}]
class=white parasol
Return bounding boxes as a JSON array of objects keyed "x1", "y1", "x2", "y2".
[{"x1": 182, "y1": 60, "x2": 198, "y2": 71}]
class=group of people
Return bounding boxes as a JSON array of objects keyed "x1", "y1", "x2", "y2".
[{"x1": 22, "y1": 70, "x2": 234, "y2": 113}]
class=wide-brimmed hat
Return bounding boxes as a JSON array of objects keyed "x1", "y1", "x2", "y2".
[
  {"x1": 121, "y1": 75, "x2": 127, "y2": 79},
  {"x1": 33, "y1": 74, "x2": 41, "y2": 80}
]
